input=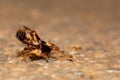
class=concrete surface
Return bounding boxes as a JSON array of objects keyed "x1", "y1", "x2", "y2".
[{"x1": 0, "y1": 0, "x2": 120, "y2": 80}]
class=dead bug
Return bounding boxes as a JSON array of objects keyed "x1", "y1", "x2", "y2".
[{"x1": 15, "y1": 25, "x2": 73, "y2": 62}]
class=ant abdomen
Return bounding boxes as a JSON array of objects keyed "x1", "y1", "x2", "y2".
[{"x1": 16, "y1": 31, "x2": 26, "y2": 43}]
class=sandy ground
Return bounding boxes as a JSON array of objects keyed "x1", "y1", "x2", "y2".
[{"x1": 0, "y1": 0, "x2": 120, "y2": 80}]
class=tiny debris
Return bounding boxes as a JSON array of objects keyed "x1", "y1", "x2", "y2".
[
  {"x1": 71, "y1": 45, "x2": 82, "y2": 51},
  {"x1": 15, "y1": 25, "x2": 73, "y2": 62}
]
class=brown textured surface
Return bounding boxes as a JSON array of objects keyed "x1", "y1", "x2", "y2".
[{"x1": 0, "y1": 0, "x2": 120, "y2": 80}]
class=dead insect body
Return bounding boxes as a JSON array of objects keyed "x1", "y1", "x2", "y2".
[{"x1": 16, "y1": 25, "x2": 73, "y2": 62}]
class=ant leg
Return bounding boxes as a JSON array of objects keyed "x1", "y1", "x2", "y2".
[{"x1": 41, "y1": 53, "x2": 49, "y2": 62}]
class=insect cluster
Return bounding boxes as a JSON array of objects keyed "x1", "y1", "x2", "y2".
[{"x1": 15, "y1": 25, "x2": 73, "y2": 62}]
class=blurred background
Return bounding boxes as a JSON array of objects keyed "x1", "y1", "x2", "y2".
[
  {"x1": 0, "y1": 0, "x2": 120, "y2": 44},
  {"x1": 0, "y1": 0, "x2": 119, "y2": 25}
]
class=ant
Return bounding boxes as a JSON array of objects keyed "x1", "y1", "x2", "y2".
[{"x1": 16, "y1": 25, "x2": 73, "y2": 62}]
